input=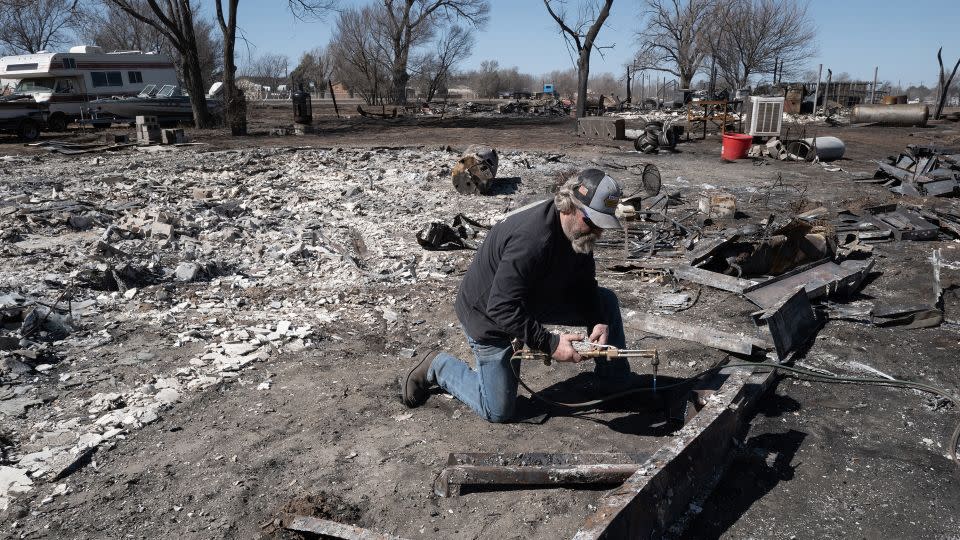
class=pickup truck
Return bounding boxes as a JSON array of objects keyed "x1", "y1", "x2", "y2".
[{"x1": 0, "y1": 94, "x2": 48, "y2": 141}]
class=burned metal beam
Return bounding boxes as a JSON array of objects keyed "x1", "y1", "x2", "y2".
[
  {"x1": 434, "y1": 452, "x2": 651, "y2": 497},
  {"x1": 625, "y1": 313, "x2": 771, "y2": 355},
  {"x1": 285, "y1": 515, "x2": 408, "y2": 540},
  {"x1": 673, "y1": 264, "x2": 758, "y2": 294},
  {"x1": 573, "y1": 368, "x2": 778, "y2": 539},
  {"x1": 743, "y1": 259, "x2": 874, "y2": 309}
]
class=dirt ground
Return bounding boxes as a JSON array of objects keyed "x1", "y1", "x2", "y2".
[{"x1": 2, "y1": 104, "x2": 960, "y2": 539}]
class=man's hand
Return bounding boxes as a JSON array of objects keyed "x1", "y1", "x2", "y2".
[
  {"x1": 552, "y1": 333, "x2": 584, "y2": 363},
  {"x1": 588, "y1": 324, "x2": 609, "y2": 346}
]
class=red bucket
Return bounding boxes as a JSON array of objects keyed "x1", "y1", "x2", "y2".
[{"x1": 721, "y1": 133, "x2": 753, "y2": 160}]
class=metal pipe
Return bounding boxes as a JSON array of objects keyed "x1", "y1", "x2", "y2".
[{"x1": 851, "y1": 104, "x2": 929, "y2": 126}]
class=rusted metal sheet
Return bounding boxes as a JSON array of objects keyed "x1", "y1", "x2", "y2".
[
  {"x1": 573, "y1": 368, "x2": 778, "y2": 539},
  {"x1": 286, "y1": 515, "x2": 408, "y2": 540}
]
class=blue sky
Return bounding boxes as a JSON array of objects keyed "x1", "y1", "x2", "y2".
[{"x1": 227, "y1": 0, "x2": 959, "y2": 87}]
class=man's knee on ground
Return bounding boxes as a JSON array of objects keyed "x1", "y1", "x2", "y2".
[
  {"x1": 598, "y1": 287, "x2": 620, "y2": 308},
  {"x1": 480, "y1": 399, "x2": 515, "y2": 423}
]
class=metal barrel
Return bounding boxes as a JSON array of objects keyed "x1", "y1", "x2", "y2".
[
  {"x1": 803, "y1": 136, "x2": 846, "y2": 161},
  {"x1": 851, "y1": 104, "x2": 928, "y2": 126}
]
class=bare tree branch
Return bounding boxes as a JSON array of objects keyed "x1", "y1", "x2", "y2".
[{"x1": 544, "y1": 0, "x2": 614, "y2": 117}]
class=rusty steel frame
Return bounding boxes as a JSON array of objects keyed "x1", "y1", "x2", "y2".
[
  {"x1": 434, "y1": 452, "x2": 652, "y2": 497},
  {"x1": 573, "y1": 368, "x2": 778, "y2": 539},
  {"x1": 285, "y1": 367, "x2": 776, "y2": 539}
]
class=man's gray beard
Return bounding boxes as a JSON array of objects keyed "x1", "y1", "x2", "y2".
[{"x1": 571, "y1": 231, "x2": 601, "y2": 254}]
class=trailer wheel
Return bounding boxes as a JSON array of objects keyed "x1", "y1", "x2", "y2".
[
  {"x1": 17, "y1": 119, "x2": 40, "y2": 141},
  {"x1": 47, "y1": 113, "x2": 68, "y2": 132}
]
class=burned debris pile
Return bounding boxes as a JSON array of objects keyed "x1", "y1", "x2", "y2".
[
  {"x1": 874, "y1": 144, "x2": 960, "y2": 197},
  {"x1": 0, "y1": 144, "x2": 576, "y2": 511}
]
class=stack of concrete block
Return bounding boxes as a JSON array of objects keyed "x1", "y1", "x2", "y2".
[
  {"x1": 136, "y1": 116, "x2": 161, "y2": 145},
  {"x1": 161, "y1": 128, "x2": 185, "y2": 145}
]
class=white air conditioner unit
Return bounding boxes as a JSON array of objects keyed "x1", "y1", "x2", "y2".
[{"x1": 745, "y1": 96, "x2": 784, "y2": 136}]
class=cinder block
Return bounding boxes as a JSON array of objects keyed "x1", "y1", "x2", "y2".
[
  {"x1": 135, "y1": 115, "x2": 158, "y2": 127},
  {"x1": 161, "y1": 128, "x2": 185, "y2": 144}
]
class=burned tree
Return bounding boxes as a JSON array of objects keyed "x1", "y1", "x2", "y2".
[
  {"x1": 379, "y1": 0, "x2": 490, "y2": 105},
  {"x1": 0, "y1": 0, "x2": 83, "y2": 54},
  {"x1": 415, "y1": 25, "x2": 474, "y2": 101},
  {"x1": 103, "y1": 0, "x2": 214, "y2": 127},
  {"x1": 544, "y1": 0, "x2": 614, "y2": 118},
  {"x1": 329, "y1": 6, "x2": 390, "y2": 105},
  {"x1": 215, "y1": 0, "x2": 335, "y2": 135},
  {"x1": 214, "y1": 0, "x2": 243, "y2": 134},
  {"x1": 935, "y1": 47, "x2": 960, "y2": 120},
  {"x1": 713, "y1": 0, "x2": 815, "y2": 90},
  {"x1": 634, "y1": 0, "x2": 714, "y2": 95},
  {"x1": 290, "y1": 47, "x2": 333, "y2": 93},
  {"x1": 84, "y1": 1, "x2": 222, "y2": 91}
]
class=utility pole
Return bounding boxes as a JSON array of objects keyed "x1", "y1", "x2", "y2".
[
  {"x1": 822, "y1": 69, "x2": 832, "y2": 115},
  {"x1": 812, "y1": 63, "x2": 822, "y2": 113},
  {"x1": 871, "y1": 66, "x2": 878, "y2": 104}
]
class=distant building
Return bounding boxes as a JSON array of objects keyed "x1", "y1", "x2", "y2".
[{"x1": 445, "y1": 85, "x2": 477, "y2": 100}]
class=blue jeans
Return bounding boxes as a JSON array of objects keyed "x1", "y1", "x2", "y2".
[{"x1": 428, "y1": 287, "x2": 627, "y2": 423}]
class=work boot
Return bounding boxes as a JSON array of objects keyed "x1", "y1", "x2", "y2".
[{"x1": 401, "y1": 350, "x2": 440, "y2": 408}]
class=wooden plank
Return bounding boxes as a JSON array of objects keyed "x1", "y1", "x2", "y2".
[
  {"x1": 286, "y1": 515, "x2": 408, "y2": 540},
  {"x1": 673, "y1": 264, "x2": 757, "y2": 294},
  {"x1": 573, "y1": 368, "x2": 778, "y2": 539},
  {"x1": 625, "y1": 313, "x2": 770, "y2": 355}
]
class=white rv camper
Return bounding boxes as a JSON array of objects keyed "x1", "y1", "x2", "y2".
[{"x1": 0, "y1": 45, "x2": 177, "y2": 130}]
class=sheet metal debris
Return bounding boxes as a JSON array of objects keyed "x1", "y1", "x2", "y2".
[
  {"x1": 744, "y1": 259, "x2": 874, "y2": 309},
  {"x1": 874, "y1": 144, "x2": 960, "y2": 197}
]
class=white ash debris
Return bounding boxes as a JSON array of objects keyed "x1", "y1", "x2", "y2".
[{"x1": 0, "y1": 144, "x2": 571, "y2": 512}]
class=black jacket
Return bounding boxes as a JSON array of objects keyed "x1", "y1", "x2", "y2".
[{"x1": 454, "y1": 200, "x2": 605, "y2": 354}]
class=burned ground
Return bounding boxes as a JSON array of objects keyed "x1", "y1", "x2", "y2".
[{"x1": 1, "y1": 106, "x2": 960, "y2": 539}]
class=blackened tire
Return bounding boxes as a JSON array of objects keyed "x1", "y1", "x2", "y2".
[
  {"x1": 17, "y1": 119, "x2": 39, "y2": 141},
  {"x1": 47, "y1": 113, "x2": 68, "y2": 132}
]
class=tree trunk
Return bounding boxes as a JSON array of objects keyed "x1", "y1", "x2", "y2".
[
  {"x1": 182, "y1": 51, "x2": 212, "y2": 127},
  {"x1": 680, "y1": 73, "x2": 693, "y2": 104},
  {"x1": 625, "y1": 66, "x2": 632, "y2": 104},
  {"x1": 935, "y1": 50, "x2": 960, "y2": 120},
  {"x1": 390, "y1": 65, "x2": 409, "y2": 105},
  {"x1": 176, "y1": 4, "x2": 212, "y2": 128},
  {"x1": 221, "y1": 1, "x2": 245, "y2": 134},
  {"x1": 575, "y1": 53, "x2": 590, "y2": 118}
]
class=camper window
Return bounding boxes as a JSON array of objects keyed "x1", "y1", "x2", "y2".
[
  {"x1": 128, "y1": 71, "x2": 143, "y2": 84},
  {"x1": 61, "y1": 58, "x2": 76, "y2": 69},
  {"x1": 15, "y1": 78, "x2": 55, "y2": 92},
  {"x1": 91, "y1": 71, "x2": 123, "y2": 87},
  {"x1": 55, "y1": 79, "x2": 75, "y2": 93}
]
